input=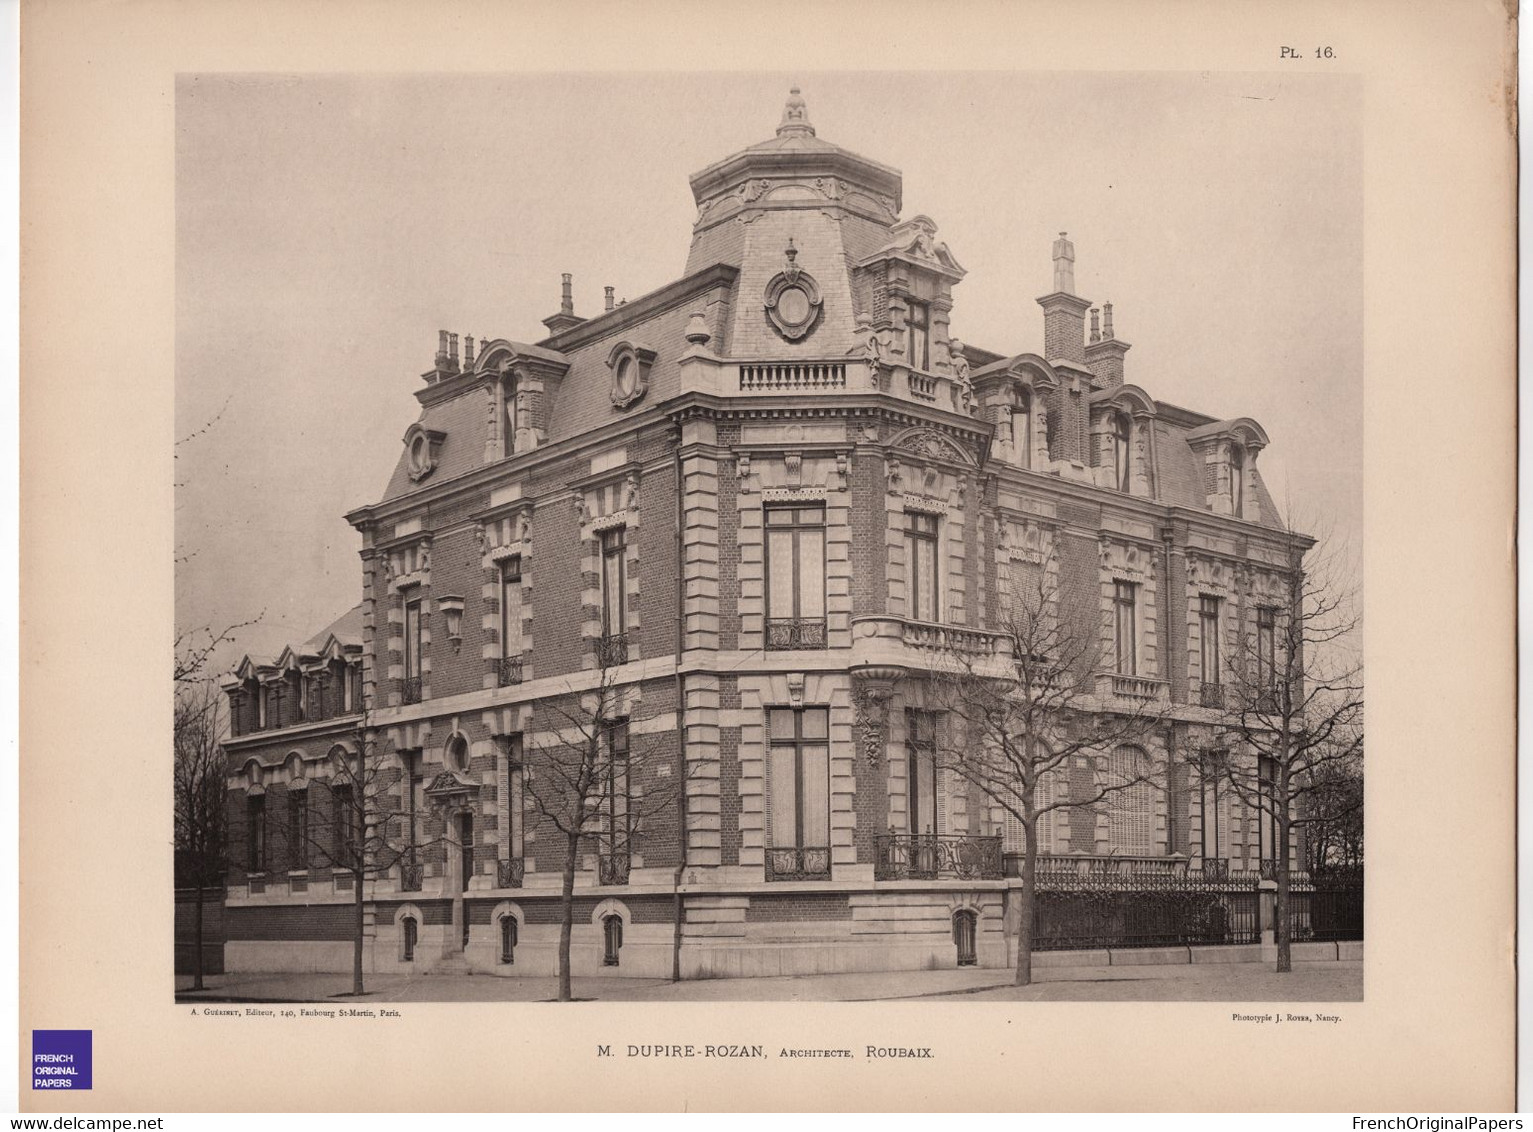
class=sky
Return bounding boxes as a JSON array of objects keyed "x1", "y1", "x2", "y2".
[{"x1": 175, "y1": 71, "x2": 1362, "y2": 671}]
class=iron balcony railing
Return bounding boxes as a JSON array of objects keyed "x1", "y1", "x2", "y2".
[
  {"x1": 497, "y1": 858, "x2": 525, "y2": 888},
  {"x1": 767, "y1": 846, "x2": 832, "y2": 881},
  {"x1": 595, "y1": 633, "x2": 629, "y2": 668},
  {"x1": 399, "y1": 862, "x2": 424, "y2": 892},
  {"x1": 400, "y1": 676, "x2": 422, "y2": 705},
  {"x1": 876, "y1": 833, "x2": 1003, "y2": 881},
  {"x1": 1199, "y1": 683, "x2": 1225, "y2": 709},
  {"x1": 498, "y1": 655, "x2": 524, "y2": 687},
  {"x1": 765, "y1": 618, "x2": 827, "y2": 650}
]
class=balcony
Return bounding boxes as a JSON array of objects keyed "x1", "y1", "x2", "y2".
[
  {"x1": 766, "y1": 846, "x2": 831, "y2": 881},
  {"x1": 497, "y1": 858, "x2": 525, "y2": 888},
  {"x1": 498, "y1": 655, "x2": 524, "y2": 687},
  {"x1": 851, "y1": 615, "x2": 1008, "y2": 673},
  {"x1": 737, "y1": 361, "x2": 847, "y2": 392},
  {"x1": 766, "y1": 617, "x2": 827, "y2": 650},
  {"x1": 876, "y1": 833, "x2": 1002, "y2": 881},
  {"x1": 1094, "y1": 673, "x2": 1169, "y2": 704},
  {"x1": 595, "y1": 633, "x2": 629, "y2": 668},
  {"x1": 400, "y1": 676, "x2": 422, "y2": 706}
]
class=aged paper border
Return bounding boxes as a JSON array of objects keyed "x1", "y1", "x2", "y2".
[{"x1": 17, "y1": 0, "x2": 1517, "y2": 1112}]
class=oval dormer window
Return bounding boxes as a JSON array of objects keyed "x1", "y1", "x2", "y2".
[
  {"x1": 777, "y1": 285, "x2": 811, "y2": 326},
  {"x1": 607, "y1": 341, "x2": 656, "y2": 410},
  {"x1": 614, "y1": 356, "x2": 637, "y2": 400}
]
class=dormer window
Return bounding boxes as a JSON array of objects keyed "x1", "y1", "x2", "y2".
[
  {"x1": 403, "y1": 425, "x2": 445, "y2": 483},
  {"x1": 1009, "y1": 391, "x2": 1032, "y2": 467},
  {"x1": 606, "y1": 342, "x2": 656, "y2": 410},
  {"x1": 1109, "y1": 412, "x2": 1132, "y2": 492},
  {"x1": 906, "y1": 301, "x2": 930, "y2": 370}
]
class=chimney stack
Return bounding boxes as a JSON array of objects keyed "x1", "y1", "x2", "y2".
[
  {"x1": 448, "y1": 333, "x2": 460, "y2": 372},
  {"x1": 605, "y1": 286, "x2": 615, "y2": 312},
  {"x1": 1084, "y1": 298, "x2": 1130, "y2": 388},
  {"x1": 1089, "y1": 308, "x2": 1101, "y2": 343},
  {"x1": 435, "y1": 330, "x2": 449, "y2": 370},
  {"x1": 1036, "y1": 232, "x2": 1091, "y2": 363},
  {"x1": 463, "y1": 335, "x2": 476, "y2": 369},
  {"x1": 541, "y1": 272, "x2": 587, "y2": 336}
]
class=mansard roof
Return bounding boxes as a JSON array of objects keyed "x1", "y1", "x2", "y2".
[{"x1": 223, "y1": 604, "x2": 364, "y2": 687}]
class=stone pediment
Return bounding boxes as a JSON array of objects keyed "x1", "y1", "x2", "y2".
[
  {"x1": 860, "y1": 215, "x2": 966, "y2": 281},
  {"x1": 888, "y1": 425, "x2": 978, "y2": 468},
  {"x1": 424, "y1": 770, "x2": 480, "y2": 799}
]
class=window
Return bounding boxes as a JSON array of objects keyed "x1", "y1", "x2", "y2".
[
  {"x1": 1256, "y1": 607, "x2": 1278, "y2": 691},
  {"x1": 600, "y1": 527, "x2": 626, "y2": 639},
  {"x1": 768, "y1": 707, "x2": 830, "y2": 861},
  {"x1": 503, "y1": 374, "x2": 518, "y2": 456},
  {"x1": 294, "y1": 677, "x2": 307, "y2": 722},
  {"x1": 401, "y1": 916, "x2": 417, "y2": 962},
  {"x1": 1201, "y1": 751, "x2": 1229, "y2": 861},
  {"x1": 906, "y1": 301, "x2": 930, "y2": 369},
  {"x1": 1108, "y1": 746, "x2": 1154, "y2": 854},
  {"x1": 1230, "y1": 444, "x2": 1246, "y2": 514},
  {"x1": 332, "y1": 783, "x2": 355, "y2": 866},
  {"x1": 904, "y1": 511, "x2": 940, "y2": 622},
  {"x1": 1010, "y1": 394, "x2": 1032, "y2": 466},
  {"x1": 603, "y1": 721, "x2": 630, "y2": 857},
  {"x1": 403, "y1": 592, "x2": 423, "y2": 703},
  {"x1": 1258, "y1": 755, "x2": 1278, "y2": 864},
  {"x1": 602, "y1": 914, "x2": 623, "y2": 966},
  {"x1": 500, "y1": 556, "x2": 523, "y2": 660},
  {"x1": 1199, "y1": 595, "x2": 1221, "y2": 685},
  {"x1": 404, "y1": 751, "x2": 422, "y2": 861},
  {"x1": 905, "y1": 709, "x2": 940, "y2": 835},
  {"x1": 247, "y1": 795, "x2": 267, "y2": 871},
  {"x1": 287, "y1": 791, "x2": 308, "y2": 870},
  {"x1": 1113, "y1": 581, "x2": 1138, "y2": 676},
  {"x1": 342, "y1": 664, "x2": 355, "y2": 713},
  {"x1": 765, "y1": 504, "x2": 826, "y2": 648},
  {"x1": 504, "y1": 735, "x2": 525, "y2": 860},
  {"x1": 1109, "y1": 412, "x2": 1132, "y2": 491},
  {"x1": 953, "y1": 910, "x2": 978, "y2": 967},
  {"x1": 256, "y1": 686, "x2": 269, "y2": 730},
  {"x1": 499, "y1": 915, "x2": 518, "y2": 965}
]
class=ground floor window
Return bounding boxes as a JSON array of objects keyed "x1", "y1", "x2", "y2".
[
  {"x1": 401, "y1": 916, "x2": 418, "y2": 962},
  {"x1": 953, "y1": 910, "x2": 978, "y2": 966},
  {"x1": 499, "y1": 916, "x2": 517, "y2": 965},
  {"x1": 602, "y1": 914, "x2": 623, "y2": 967}
]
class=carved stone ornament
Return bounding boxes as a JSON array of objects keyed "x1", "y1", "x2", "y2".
[
  {"x1": 403, "y1": 425, "x2": 446, "y2": 482},
  {"x1": 736, "y1": 453, "x2": 753, "y2": 493},
  {"x1": 607, "y1": 342, "x2": 657, "y2": 410},
  {"x1": 763, "y1": 240, "x2": 824, "y2": 342}
]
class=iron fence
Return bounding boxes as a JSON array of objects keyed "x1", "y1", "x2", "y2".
[
  {"x1": 497, "y1": 858, "x2": 525, "y2": 888},
  {"x1": 598, "y1": 851, "x2": 631, "y2": 886},
  {"x1": 1288, "y1": 873, "x2": 1363, "y2": 942},
  {"x1": 400, "y1": 676, "x2": 422, "y2": 705},
  {"x1": 595, "y1": 633, "x2": 629, "y2": 668},
  {"x1": 767, "y1": 846, "x2": 832, "y2": 881},
  {"x1": 498, "y1": 656, "x2": 524, "y2": 687},
  {"x1": 766, "y1": 618, "x2": 828, "y2": 650},
  {"x1": 399, "y1": 862, "x2": 424, "y2": 892},
  {"x1": 876, "y1": 833, "x2": 1002, "y2": 881},
  {"x1": 1034, "y1": 881, "x2": 1261, "y2": 950}
]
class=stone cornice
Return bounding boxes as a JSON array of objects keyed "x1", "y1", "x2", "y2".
[{"x1": 222, "y1": 713, "x2": 362, "y2": 754}]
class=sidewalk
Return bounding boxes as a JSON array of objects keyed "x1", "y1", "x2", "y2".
[{"x1": 176, "y1": 960, "x2": 1361, "y2": 1004}]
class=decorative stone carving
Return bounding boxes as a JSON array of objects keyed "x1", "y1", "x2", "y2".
[
  {"x1": 763, "y1": 239, "x2": 823, "y2": 342},
  {"x1": 889, "y1": 425, "x2": 975, "y2": 467},
  {"x1": 784, "y1": 452, "x2": 802, "y2": 486},
  {"x1": 607, "y1": 341, "x2": 657, "y2": 410},
  {"x1": 886, "y1": 455, "x2": 903, "y2": 493},
  {"x1": 624, "y1": 471, "x2": 640, "y2": 512},
  {"x1": 786, "y1": 672, "x2": 805, "y2": 707},
  {"x1": 736, "y1": 453, "x2": 752, "y2": 494},
  {"x1": 835, "y1": 452, "x2": 849, "y2": 492},
  {"x1": 574, "y1": 494, "x2": 589, "y2": 524}
]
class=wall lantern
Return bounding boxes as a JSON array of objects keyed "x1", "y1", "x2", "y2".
[{"x1": 438, "y1": 595, "x2": 466, "y2": 651}]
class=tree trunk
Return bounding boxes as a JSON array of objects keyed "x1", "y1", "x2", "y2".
[
  {"x1": 191, "y1": 881, "x2": 206, "y2": 991},
  {"x1": 1275, "y1": 809, "x2": 1292, "y2": 974},
  {"x1": 1015, "y1": 816, "x2": 1038, "y2": 986},
  {"x1": 352, "y1": 868, "x2": 365, "y2": 996},
  {"x1": 558, "y1": 831, "x2": 579, "y2": 1002}
]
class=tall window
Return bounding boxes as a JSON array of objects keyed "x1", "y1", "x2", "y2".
[
  {"x1": 502, "y1": 375, "x2": 518, "y2": 456},
  {"x1": 905, "y1": 709, "x2": 940, "y2": 835},
  {"x1": 600, "y1": 527, "x2": 626, "y2": 639},
  {"x1": 602, "y1": 914, "x2": 623, "y2": 966},
  {"x1": 1010, "y1": 393, "x2": 1032, "y2": 466},
  {"x1": 504, "y1": 734, "x2": 525, "y2": 859},
  {"x1": 405, "y1": 751, "x2": 422, "y2": 861},
  {"x1": 603, "y1": 721, "x2": 630, "y2": 856},
  {"x1": 332, "y1": 783, "x2": 355, "y2": 866},
  {"x1": 294, "y1": 677, "x2": 307, "y2": 722},
  {"x1": 287, "y1": 790, "x2": 308, "y2": 870},
  {"x1": 1230, "y1": 444, "x2": 1246, "y2": 514},
  {"x1": 765, "y1": 504, "x2": 826, "y2": 648},
  {"x1": 1256, "y1": 606, "x2": 1277, "y2": 691},
  {"x1": 906, "y1": 301, "x2": 930, "y2": 369},
  {"x1": 342, "y1": 664, "x2": 355, "y2": 713},
  {"x1": 1109, "y1": 412, "x2": 1132, "y2": 491},
  {"x1": 401, "y1": 916, "x2": 417, "y2": 962},
  {"x1": 768, "y1": 707, "x2": 830, "y2": 855},
  {"x1": 500, "y1": 556, "x2": 523, "y2": 658},
  {"x1": 499, "y1": 915, "x2": 518, "y2": 965},
  {"x1": 1113, "y1": 580, "x2": 1138, "y2": 676},
  {"x1": 1199, "y1": 595, "x2": 1221, "y2": 685},
  {"x1": 247, "y1": 795, "x2": 267, "y2": 871},
  {"x1": 403, "y1": 592, "x2": 422, "y2": 688},
  {"x1": 1201, "y1": 751, "x2": 1228, "y2": 860},
  {"x1": 904, "y1": 511, "x2": 940, "y2": 622},
  {"x1": 1108, "y1": 746, "x2": 1154, "y2": 854},
  {"x1": 1258, "y1": 755, "x2": 1278, "y2": 863},
  {"x1": 256, "y1": 686, "x2": 269, "y2": 730}
]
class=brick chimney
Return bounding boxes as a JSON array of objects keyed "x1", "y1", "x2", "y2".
[
  {"x1": 1084, "y1": 298, "x2": 1131, "y2": 388},
  {"x1": 541, "y1": 272, "x2": 586, "y2": 336},
  {"x1": 1036, "y1": 232, "x2": 1091, "y2": 363}
]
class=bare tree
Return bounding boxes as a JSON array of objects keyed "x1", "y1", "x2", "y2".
[
  {"x1": 1208, "y1": 519, "x2": 1363, "y2": 973},
  {"x1": 926, "y1": 563, "x2": 1169, "y2": 986},
  {"x1": 174, "y1": 678, "x2": 227, "y2": 991},
  {"x1": 523, "y1": 657, "x2": 684, "y2": 1002},
  {"x1": 1301, "y1": 751, "x2": 1364, "y2": 873}
]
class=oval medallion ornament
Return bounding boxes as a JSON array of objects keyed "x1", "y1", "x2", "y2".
[{"x1": 763, "y1": 238, "x2": 823, "y2": 342}]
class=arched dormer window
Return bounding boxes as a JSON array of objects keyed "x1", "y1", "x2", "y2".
[{"x1": 1110, "y1": 412, "x2": 1132, "y2": 492}]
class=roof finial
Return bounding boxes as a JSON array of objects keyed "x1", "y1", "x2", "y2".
[{"x1": 777, "y1": 85, "x2": 815, "y2": 137}]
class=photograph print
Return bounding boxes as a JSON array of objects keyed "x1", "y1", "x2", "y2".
[{"x1": 174, "y1": 71, "x2": 1364, "y2": 1004}]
